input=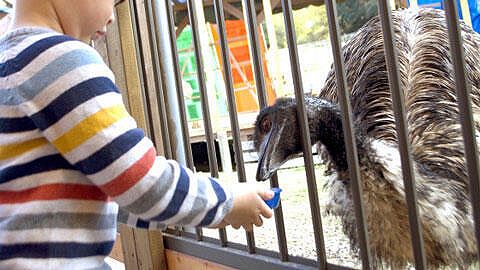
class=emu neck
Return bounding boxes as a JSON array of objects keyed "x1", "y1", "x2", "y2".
[{"x1": 307, "y1": 99, "x2": 350, "y2": 171}]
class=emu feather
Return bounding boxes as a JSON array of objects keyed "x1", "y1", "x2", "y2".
[{"x1": 253, "y1": 8, "x2": 480, "y2": 269}]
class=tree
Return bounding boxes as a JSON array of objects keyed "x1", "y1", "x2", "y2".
[
  {"x1": 272, "y1": 5, "x2": 329, "y2": 48},
  {"x1": 337, "y1": 0, "x2": 378, "y2": 34},
  {"x1": 271, "y1": 0, "x2": 378, "y2": 48}
]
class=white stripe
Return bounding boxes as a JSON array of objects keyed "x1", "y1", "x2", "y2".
[
  {"x1": 106, "y1": 257, "x2": 125, "y2": 270},
  {"x1": 210, "y1": 199, "x2": 230, "y2": 227},
  {"x1": 43, "y1": 91, "x2": 124, "y2": 142},
  {"x1": 0, "y1": 31, "x2": 57, "y2": 63},
  {"x1": 0, "y1": 142, "x2": 57, "y2": 171},
  {"x1": 159, "y1": 168, "x2": 199, "y2": 225},
  {"x1": 0, "y1": 104, "x2": 27, "y2": 117},
  {"x1": 0, "y1": 256, "x2": 108, "y2": 270},
  {"x1": 187, "y1": 176, "x2": 221, "y2": 226},
  {"x1": 0, "y1": 40, "x2": 109, "y2": 89},
  {"x1": 0, "y1": 129, "x2": 42, "y2": 145},
  {"x1": 1, "y1": 40, "x2": 82, "y2": 88},
  {"x1": 124, "y1": 160, "x2": 181, "y2": 218},
  {"x1": 113, "y1": 156, "x2": 171, "y2": 207},
  {"x1": 0, "y1": 200, "x2": 118, "y2": 218},
  {"x1": 126, "y1": 213, "x2": 141, "y2": 227},
  {"x1": 87, "y1": 137, "x2": 153, "y2": 186},
  {"x1": 0, "y1": 228, "x2": 116, "y2": 244},
  {"x1": 122, "y1": 213, "x2": 169, "y2": 230},
  {"x1": 63, "y1": 116, "x2": 138, "y2": 163},
  {"x1": 19, "y1": 64, "x2": 115, "y2": 116},
  {"x1": 0, "y1": 169, "x2": 89, "y2": 191},
  {"x1": 148, "y1": 221, "x2": 167, "y2": 230}
]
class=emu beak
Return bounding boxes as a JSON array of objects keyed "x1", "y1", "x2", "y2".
[{"x1": 256, "y1": 120, "x2": 286, "y2": 181}]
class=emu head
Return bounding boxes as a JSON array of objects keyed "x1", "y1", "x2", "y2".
[
  {"x1": 254, "y1": 96, "x2": 346, "y2": 181},
  {"x1": 254, "y1": 97, "x2": 303, "y2": 181}
]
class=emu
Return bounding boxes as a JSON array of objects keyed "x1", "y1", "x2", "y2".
[{"x1": 254, "y1": 8, "x2": 480, "y2": 269}]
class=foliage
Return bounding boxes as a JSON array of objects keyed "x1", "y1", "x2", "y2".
[
  {"x1": 272, "y1": 5, "x2": 329, "y2": 48},
  {"x1": 337, "y1": 0, "x2": 378, "y2": 34},
  {"x1": 271, "y1": 0, "x2": 378, "y2": 48}
]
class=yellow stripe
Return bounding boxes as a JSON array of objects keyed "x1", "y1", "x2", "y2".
[
  {"x1": 53, "y1": 105, "x2": 129, "y2": 154},
  {"x1": 0, "y1": 137, "x2": 48, "y2": 160}
]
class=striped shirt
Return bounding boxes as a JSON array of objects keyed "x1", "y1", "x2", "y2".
[{"x1": 0, "y1": 27, "x2": 233, "y2": 269}]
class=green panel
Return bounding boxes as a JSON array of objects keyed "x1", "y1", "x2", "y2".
[{"x1": 176, "y1": 25, "x2": 228, "y2": 122}]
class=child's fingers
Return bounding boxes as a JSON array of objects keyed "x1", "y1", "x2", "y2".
[
  {"x1": 254, "y1": 216, "x2": 263, "y2": 227},
  {"x1": 243, "y1": 223, "x2": 254, "y2": 232},
  {"x1": 257, "y1": 189, "x2": 275, "y2": 200},
  {"x1": 259, "y1": 200, "x2": 274, "y2": 218}
]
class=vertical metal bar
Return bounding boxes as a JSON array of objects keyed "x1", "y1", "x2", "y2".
[
  {"x1": 163, "y1": 0, "x2": 195, "y2": 180},
  {"x1": 212, "y1": 0, "x2": 257, "y2": 254},
  {"x1": 163, "y1": 0, "x2": 203, "y2": 240},
  {"x1": 148, "y1": 0, "x2": 185, "y2": 235},
  {"x1": 143, "y1": 0, "x2": 173, "y2": 159},
  {"x1": 443, "y1": 0, "x2": 480, "y2": 259},
  {"x1": 280, "y1": 0, "x2": 327, "y2": 267},
  {"x1": 187, "y1": 0, "x2": 228, "y2": 247},
  {"x1": 242, "y1": 0, "x2": 268, "y2": 107},
  {"x1": 376, "y1": 1, "x2": 427, "y2": 269},
  {"x1": 242, "y1": 0, "x2": 289, "y2": 261},
  {"x1": 324, "y1": 1, "x2": 372, "y2": 269},
  {"x1": 268, "y1": 174, "x2": 289, "y2": 261}
]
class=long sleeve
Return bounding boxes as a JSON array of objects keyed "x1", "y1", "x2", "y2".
[{"x1": 15, "y1": 34, "x2": 233, "y2": 228}]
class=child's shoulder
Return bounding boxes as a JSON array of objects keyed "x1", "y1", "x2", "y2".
[
  {"x1": 0, "y1": 27, "x2": 114, "y2": 105},
  {"x1": 1, "y1": 26, "x2": 103, "y2": 65}
]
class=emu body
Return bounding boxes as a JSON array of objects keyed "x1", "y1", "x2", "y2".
[{"x1": 254, "y1": 8, "x2": 480, "y2": 268}]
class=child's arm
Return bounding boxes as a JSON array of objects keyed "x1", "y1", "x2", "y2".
[{"x1": 19, "y1": 38, "x2": 235, "y2": 228}]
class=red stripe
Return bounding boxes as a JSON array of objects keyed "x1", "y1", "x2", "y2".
[
  {"x1": 100, "y1": 147, "x2": 156, "y2": 197},
  {"x1": 0, "y1": 184, "x2": 109, "y2": 204}
]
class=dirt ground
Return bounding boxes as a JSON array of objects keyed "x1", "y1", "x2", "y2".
[{"x1": 197, "y1": 157, "x2": 361, "y2": 269}]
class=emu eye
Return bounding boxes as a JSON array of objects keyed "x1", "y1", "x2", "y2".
[{"x1": 261, "y1": 117, "x2": 272, "y2": 133}]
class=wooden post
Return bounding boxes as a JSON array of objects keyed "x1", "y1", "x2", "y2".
[
  {"x1": 111, "y1": 1, "x2": 168, "y2": 269},
  {"x1": 132, "y1": 0, "x2": 167, "y2": 153},
  {"x1": 217, "y1": 130, "x2": 233, "y2": 174}
]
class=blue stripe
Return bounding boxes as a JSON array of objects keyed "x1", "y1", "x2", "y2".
[
  {"x1": 0, "y1": 154, "x2": 75, "y2": 185},
  {"x1": 152, "y1": 166, "x2": 190, "y2": 221},
  {"x1": 199, "y1": 178, "x2": 227, "y2": 226},
  {"x1": 74, "y1": 129, "x2": 145, "y2": 175},
  {"x1": 0, "y1": 116, "x2": 36, "y2": 133},
  {"x1": 0, "y1": 49, "x2": 104, "y2": 106},
  {"x1": 0, "y1": 241, "x2": 114, "y2": 259},
  {"x1": 0, "y1": 35, "x2": 73, "y2": 77},
  {"x1": 136, "y1": 219, "x2": 150, "y2": 229},
  {"x1": 30, "y1": 77, "x2": 119, "y2": 131}
]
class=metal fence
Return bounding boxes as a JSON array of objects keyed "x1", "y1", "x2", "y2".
[{"x1": 124, "y1": 0, "x2": 480, "y2": 269}]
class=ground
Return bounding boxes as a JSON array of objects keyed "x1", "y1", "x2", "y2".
[{"x1": 199, "y1": 157, "x2": 361, "y2": 269}]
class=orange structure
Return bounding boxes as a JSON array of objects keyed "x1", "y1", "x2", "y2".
[{"x1": 211, "y1": 20, "x2": 277, "y2": 113}]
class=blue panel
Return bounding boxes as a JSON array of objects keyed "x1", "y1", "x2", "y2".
[{"x1": 407, "y1": 0, "x2": 480, "y2": 33}]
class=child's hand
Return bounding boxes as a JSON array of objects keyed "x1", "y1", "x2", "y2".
[{"x1": 221, "y1": 183, "x2": 274, "y2": 231}]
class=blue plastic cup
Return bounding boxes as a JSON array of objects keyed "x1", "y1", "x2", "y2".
[{"x1": 264, "y1": 188, "x2": 282, "y2": 209}]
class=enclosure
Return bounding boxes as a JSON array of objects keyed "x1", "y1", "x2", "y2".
[{"x1": 3, "y1": 0, "x2": 477, "y2": 269}]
